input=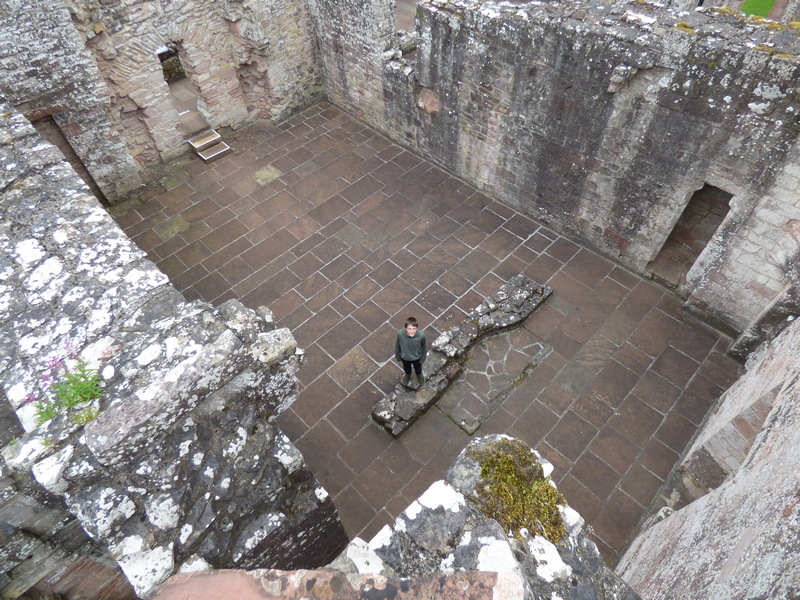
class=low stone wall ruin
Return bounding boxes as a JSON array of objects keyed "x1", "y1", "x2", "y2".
[
  {"x1": 372, "y1": 275, "x2": 552, "y2": 436},
  {"x1": 0, "y1": 106, "x2": 346, "y2": 597}
]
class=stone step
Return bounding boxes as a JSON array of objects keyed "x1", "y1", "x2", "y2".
[
  {"x1": 188, "y1": 129, "x2": 222, "y2": 152},
  {"x1": 196, "y1": 141, "x2": 231, "y2": 163}
]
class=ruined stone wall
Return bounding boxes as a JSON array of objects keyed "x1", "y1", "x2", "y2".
[
  {"x1": 0, "y1": 0, "x2": 143, "y2": 201},
  {"x1": 0, "y1": 0, "x2": 321, "y2": 202},
  {"x1": 64, "y1": 0, "x2": 321, "y2": 160},
  {"x1": 314, "y1": 0, "x2": 800, "y2": 341},
  {"x1": 0, "y1": 106, "x2": 346, "y2": 598},
  {"x1": 616, "y1": 316, "x2": 800, "y2": 600},
  {"x1": 153, "y1": 435, "x2": 641, "y2": 600},
  {"x1": 306, "y1": 0, "x2": 395, "y2": 123}
]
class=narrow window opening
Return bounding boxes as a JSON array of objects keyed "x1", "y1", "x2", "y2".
[
  {"x1": 157, "y1": 42, "x2": 186, "y2": 83},
  {"x1": 648, "y1": 184, "x2": 732, "y2": 290}
]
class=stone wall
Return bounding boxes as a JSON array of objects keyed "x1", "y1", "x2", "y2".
[
  {"x1": 0, "y1": 106, "x2": 346, "y2": 597},
  {"x1": 152, "y1": 435, "x2": 641, "y2": 600},
  {"x1": 306, "y1": 0, "x2": 395, "y2": 124},
  {"x1": 64, "y1": 0, "x2": 322, "y2": 162},
  {"x1": 312, "y1": 0, "x2": 800, "y2": 345},
  {"x1": 0, "y1": 1, "x2": 143, "y2": 201},
  {"x1": 616, "y1": 316, "x2": 800, "y2": 600},
  {"x1": 0, "y1": 0, "x2": 322, "y2": 203}
]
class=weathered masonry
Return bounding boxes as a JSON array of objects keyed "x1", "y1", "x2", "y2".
[
  {"x1": 317, "y1": 0, "x2": 800, "y2": 355},
  {"x1": 0, "y1": 107, "x2": 347, "y2": 598},
  {"x1": 1, "y1": 0, "x2": 798, "y2": 353},
  {"x1": 1, "y1": 0, "x2": 799, "y2": 598}
]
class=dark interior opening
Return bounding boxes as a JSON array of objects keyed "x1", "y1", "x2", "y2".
[
  {"x1": 158, "y1": 42, "x2": 186, "y2": 83},
  {"x1": 30, "y1": 115, "x2": 108, "y2": 205},
  {"x1": 648, "y1": 184, "x2": 732, "y2": 290},
  {"x1": 157, "y1": 43, "x2": 207, "y2": 137}
]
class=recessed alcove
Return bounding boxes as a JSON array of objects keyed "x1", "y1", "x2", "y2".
[{"x1": 648, "y1": 184, "x2": 733, "y2": 290}]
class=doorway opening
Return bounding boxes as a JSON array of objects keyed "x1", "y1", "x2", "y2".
[
  {"x1": 30, "y1": 116, "x2": 108, "y2": 205},
  {"x1": 648, "y1": 184, "x2": 732, "y2": 289},
  {"x1": 157, "y1": 43, "x2": 208, "y2": 138}
]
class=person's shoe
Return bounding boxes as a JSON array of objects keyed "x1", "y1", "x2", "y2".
[
  {"x1": 417, "y1": 373, "x2": 425, "y2": 386},
  {"x1": 401, "y1": 374, "x2": 410, "y2": 387}
]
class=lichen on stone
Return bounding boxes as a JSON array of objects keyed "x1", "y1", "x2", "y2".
[{"x1": 469, "y1": 438, "x2": 567, "y2": 543}]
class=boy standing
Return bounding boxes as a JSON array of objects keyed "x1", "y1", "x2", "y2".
[{"x1": 395, "y1": 316, "x2": 427, "y2": 387}]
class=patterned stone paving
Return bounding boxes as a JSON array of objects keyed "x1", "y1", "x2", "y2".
[
  {"x1": 437, "y1": 327, "x2": 552, "y2": 434},
  {"x1": 112, "y1": 102, "x2": 744, "y2": 566}
]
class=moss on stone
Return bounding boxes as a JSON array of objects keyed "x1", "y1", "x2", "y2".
[{"x1": 471, "y1": 438, "x2": 567, "y2": 544}]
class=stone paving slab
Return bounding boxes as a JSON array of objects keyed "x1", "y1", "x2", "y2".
[
  {"x1": 438, "y1": 329, "x2": 552, "y2": 434},
  {"x1": 112, "y1": 102, "x2": 744, "y2": 566},
  {"x1": 371, "y1": 275, "x2": 551, "y2": 436}
]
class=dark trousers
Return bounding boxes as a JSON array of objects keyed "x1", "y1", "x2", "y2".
[{"x1": 401, "y1": 359, "x2": 422, "y2": 376}]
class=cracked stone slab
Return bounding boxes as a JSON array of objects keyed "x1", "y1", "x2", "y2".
[
  {"x1": 439, "y1": 337, "x2": 553, "y2": 434},
  {"x1": 371, "y1": 275, "x2": 552, "y2": 437}
]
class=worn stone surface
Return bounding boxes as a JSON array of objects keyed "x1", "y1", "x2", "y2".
[
  {"x1": 0, "y1": 1, "x2": 143, "y2": 201},
  {"x1": 437, "y1": 329, "x2": 551, "y2": 434},
  {"x1": 153, "y1": 568, "x2": 509, "y2": 600},
  {"x1": 152, "y1": 435, "x2": 640, "y2": 600},
  {"x1": 366, "y1": 435, "x2": 640, "y2": 599},
  {"x1": 617, "y1": 318, "x2": 800, "y2": 600},
  {"x1": 371, "y1": 276, "x2": 552, "y2": 436},
  {"x1": 0, "y1": 107, "x2": 346, "y2": 598},
  {"x1": 317, "y1": 0, "x2": 800, "y2": 348}
]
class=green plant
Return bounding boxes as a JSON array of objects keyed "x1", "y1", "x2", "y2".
[
  {"x1": 470, "y1": 438, "x2": 567, "y2": 543},
  {"x1": 41, "y1": 436, "x2": 54, "y2": 448},
  {"x1": 34, "y1": 400, "x2": 61, "y2": 426},
  {"x1": 72, "y1": 408, "x2": 99, "y2": 425},
  {"x1": 53, "y1": 361, "x2": 102, "y2": 408},
  {"x1": 25, "y1": 344, "x2": 104, "y2": 426},
  {"x1": 741, "y1": 0, "x2": 776, "y2": 18}
]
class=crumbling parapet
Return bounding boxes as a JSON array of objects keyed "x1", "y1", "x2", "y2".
[
  {"x1": 152, "y1": 435, "x2": 641, "y2": 600},
  {"x1": 371, "y1": 276, "x2": 552, "y2": 437},
  {"x1": 0, "y1": 106, "x2": 347, "y2": 598}
]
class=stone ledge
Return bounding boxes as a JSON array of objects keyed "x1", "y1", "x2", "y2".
[{"x1": 371, "y1": 275, "x2": 552, "y2": 437}]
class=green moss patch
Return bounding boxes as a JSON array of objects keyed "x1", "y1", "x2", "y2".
[{"x1": 471, "y1": 438, "x2": 567, "y2": 543}]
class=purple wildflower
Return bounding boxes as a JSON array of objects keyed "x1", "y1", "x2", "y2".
[
  {"x1": 46, "y1": 354, "x2": 66, "y2": 373},
  {"x1": 64, "y1": 340, "x2": 79, "y2": 359},
  {"x1": 40, "y1": 371, "x2": 57, "y2": 387},
  {"x1": 22, "y1": 393, "x2": 37, "y2": 406}
]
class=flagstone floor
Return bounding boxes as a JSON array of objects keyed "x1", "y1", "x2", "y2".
[{"x1": 113, "y1": 101, "x2": 743, "y2": 566}]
